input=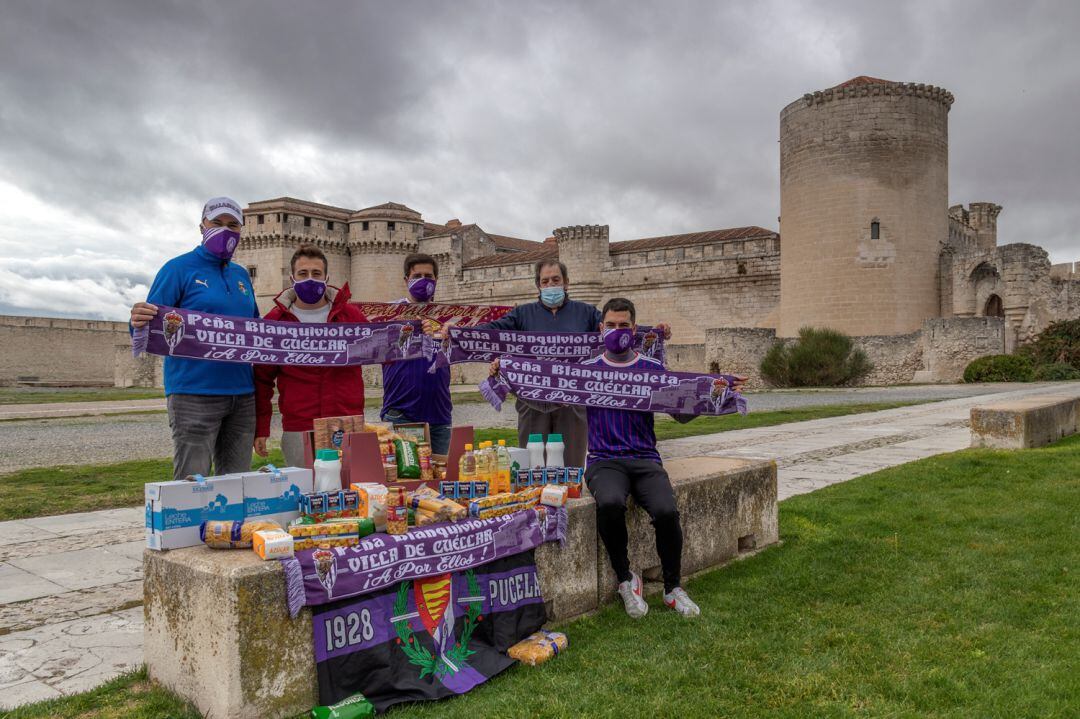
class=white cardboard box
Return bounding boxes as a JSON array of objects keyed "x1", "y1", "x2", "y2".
[
  {"x1": 240, "y1": 466, "x2": 313, "y2": 529},
  {"x1": 145, "y1": 475, "x2": 245, "y2": 550}
]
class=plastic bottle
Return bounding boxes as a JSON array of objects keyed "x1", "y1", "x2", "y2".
[
  {"x1": 527, "y1": 433, "x2": 546, "y2": 469},
  {"x1": 545, "y1": 433, "x2": 565, "y2": 468},
  {"x1": 495, "y1": 440, "x2": 512, "y2": 494},
  {"x1": 458, "y1": 443, "x2": 477, "y2": 481},
  {"x1": 313, "y1": 449, "x2": 342, "y2": 492},
  {"x1": 481, "y1": 442, "x2": 497, "y2": 491}
]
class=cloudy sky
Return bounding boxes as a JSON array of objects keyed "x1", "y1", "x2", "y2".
[{"x1": 1, "y1": 0, "x2": 1077, "y2": 320}]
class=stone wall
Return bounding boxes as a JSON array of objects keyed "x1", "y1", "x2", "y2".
[
  {"x1": 0, "y1": 315, "x2": 131, "y2": 386},
  {"x1": 706, "y1": 317, "x2": 1008, "y2": 387}
]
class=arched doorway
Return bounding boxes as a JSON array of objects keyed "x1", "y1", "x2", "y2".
[{"x1": 984, "y1": 294, "x2": 1004, "y2": 318}]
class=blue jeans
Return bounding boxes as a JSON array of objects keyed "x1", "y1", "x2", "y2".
[{"x1": 383, "y1": 408, "x2": 452, "y2": 455}]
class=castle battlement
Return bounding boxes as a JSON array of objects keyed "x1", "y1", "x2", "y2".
[{"x1": 792, "y1": 76, "x2": 954, "y2": 112}]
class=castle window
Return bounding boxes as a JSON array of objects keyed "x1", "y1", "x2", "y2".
[
  {"x1": 247, "y1": 266, "x2": 257, "y2": 279},
  {"x1": 870, "y1": 220, "x2": 880, "y2": 240},
  {"x1": 362, "y1": 221, "x2": 369, "y2": 231},
  {"x1": 304, "y1": 216, "x2": 311, "y2": 227},
  {"x1": 257, "y1": 214, "x2": 264, "y2": 225},
  {"x1": 327, "y1": 221, "x2": 334, "y2": 231},
  {"x1": 282, "y1": 213, "x2": 288, "y2": 223},
  {"x1": 388, "y1": 221, "x2": 396, "y2": 232}
]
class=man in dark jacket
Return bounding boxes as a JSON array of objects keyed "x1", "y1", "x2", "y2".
[
  {"x1": 254, "y1": 244, "x2": 368, "y2": 466},
  {"x1": 480, "y1": 259, "x2": 669, "y2": 467}
]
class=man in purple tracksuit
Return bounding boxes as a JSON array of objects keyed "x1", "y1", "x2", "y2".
[
  {"x1": 380, "y1": 253, "x2": 453, "y2": 454},
  {"x1": 582, "y1": 297, "x2": 745, "y2": 619}
]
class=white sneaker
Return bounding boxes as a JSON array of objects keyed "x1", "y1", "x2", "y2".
[
  {"x1": 617, "y1": 571, "x2": 648, "y2": 619},
  {"x1": 663, "y1": 587, "x2": 700, "y2": 617}
]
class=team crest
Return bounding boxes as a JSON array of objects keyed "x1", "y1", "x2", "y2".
[
  {"x1": 312, "y1": 548, "x2": 338, "y2": 594},
  {"x1": 391, "y1": 570, "x2": 484, "y2": 678},
  {"x1": 238, "y1": 281, "x2": 248, "y2": 295},
  {"x1": 162, "y1": 311, "x2": 184, "y2": 355}
]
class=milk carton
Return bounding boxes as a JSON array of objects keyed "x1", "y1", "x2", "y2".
[
  {"x1": 145, "y1": 474, "x2": 245, "y2": 550},
  {"x1": 240, "y1": 466, "x2": 313, "y2": 529}
]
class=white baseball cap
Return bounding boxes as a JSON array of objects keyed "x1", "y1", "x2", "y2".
[{"x1": 202, "y1": 196, "x2": 244, "y2": 224}]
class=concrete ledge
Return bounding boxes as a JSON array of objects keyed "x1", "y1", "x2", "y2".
[
  {"x1": 144, "y1": 547, "x2": 316, "y2": 719},
  {"x1": 970, "y1": 394, "x2": 1079, "y2": 449},
  {"x1": 144, "y1": 457, "x2": 778, "y2": 718},
  {"x1": 596, "y1": 457, "x2": 778, "y2": 604},
  {"x1": 535, "y1": 496, "x2": 597, "y2": 621}
]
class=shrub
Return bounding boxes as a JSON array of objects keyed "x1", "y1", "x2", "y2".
[
  {"x1": 963, "y1": 354, "x2": 1034, "y2": 383},
  {"x1": 1019, "y1": 319, "x2": 1080, "y2": 370},
  {"x1": 759, "y1": 327, "x2": 873, "y2": 387},
  {"x1": 1032, "y1": 362, "x2": 1080, "y2": 381}
]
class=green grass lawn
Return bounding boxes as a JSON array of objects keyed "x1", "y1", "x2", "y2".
[
  {"x1": 0, "y1": 403, "x2": 921, "y2": 521},
  {"x1": 0, "y1": 387, "x2": 165, "y2": 405},
  {"x1": 9, "y1": 434, "x2": 1078, "y2": 718}
]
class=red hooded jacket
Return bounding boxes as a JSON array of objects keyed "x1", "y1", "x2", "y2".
[{"x1": 255, "y1": 284, "x2": 367, "y2": 436}]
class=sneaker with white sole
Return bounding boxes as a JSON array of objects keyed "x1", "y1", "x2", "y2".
[
  {"x1": 617, "y1": 571, "x2": 648, "y2": 619},
  {"x1": 663, "y1": 587, "x2": 700, "y2": 617}
]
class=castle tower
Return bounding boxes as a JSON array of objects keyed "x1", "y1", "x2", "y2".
[
  {"x1": 346, "y1": 202, "x2": 423, "y2": 301},
  {"x1": 553, "y1": 225, "x2": 608, "y2": 306},
  {"x1": 778, "y1": 77, "x2": 954, "y2": 337},
  {"x1": 967, "y1": 202, "x2": 1003, "y2": 252}
]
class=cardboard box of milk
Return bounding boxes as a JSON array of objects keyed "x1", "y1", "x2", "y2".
[
  {"x1": 241, "y1": 466, "x2": 313, "y2": 528},
  {"x1": 145, "y1": 474, "x2": 245, "y2": 550}
]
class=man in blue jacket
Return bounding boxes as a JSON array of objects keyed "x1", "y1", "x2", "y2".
[{"x1": 130, "y1": 197, "x2": 259, "y2": 481}]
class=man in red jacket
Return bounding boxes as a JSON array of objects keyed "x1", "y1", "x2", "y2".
[{"x1": 254, "y1": 244, "x2": 368, "y2": 466}]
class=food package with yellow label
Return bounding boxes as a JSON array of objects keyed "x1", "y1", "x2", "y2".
[{"x1": 252, "y1": 529, "x2": 294, "y2": 560}]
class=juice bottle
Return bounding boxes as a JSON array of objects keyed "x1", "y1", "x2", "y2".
[
  {"x1": 495, "y1": 439, "x2": 512, "y2": 494},
  {"x1": 458, "y1": 443, "x2": 477, "y2": 482}
]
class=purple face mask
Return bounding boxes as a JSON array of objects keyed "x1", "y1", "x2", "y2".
[
  {"x1": 603, "y1": 327, "x2": 634, "y2": 354},
  {"x1": 201, "y1": 226, "x2": 240, "y2": 261},
  {"x1": 293, "y1": 278, "x2": 326, "y2": 304},
  {"x1": 408, "y1": 277, "x2": 436, "y2": 302}
]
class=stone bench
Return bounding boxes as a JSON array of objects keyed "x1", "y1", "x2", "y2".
[
  {"x1": 970, "y1": 394, "x2": 1079, "y2": 449},
  {"x1": 145, "y1": 456, "x2": 777, "y2": 719}
]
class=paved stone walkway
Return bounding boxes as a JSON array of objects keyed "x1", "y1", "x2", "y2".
[{"x1": 2, "y1": 381, "x2": 1077, "y2": 709}]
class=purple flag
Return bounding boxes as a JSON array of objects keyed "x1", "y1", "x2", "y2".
[
  {"x1": 283, "y1": 507, "x2": 566, "y2": 616},
  {"x1": 131, "y1": 305, "x2": 426, "y2": 366},
  {"x1": 427, "y1": 326, "x2": 666, "y2": 373},
  {"x1": 481, "y1": 355, "x2": 748, "y2": 416}
]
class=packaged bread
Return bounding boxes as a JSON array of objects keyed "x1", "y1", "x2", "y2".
[
  {"x1": 252, "y1": 529, "x2": 294, "y2": 560},
  {"x1": 200, "y1": 520, "x2": 281, "y2": 549},
  {"x1": 507, "y1": 630, "x2": 568, "y2": 666},
  {"x1": 540, "y1": 484, "x2": 568, "y2": 507}
]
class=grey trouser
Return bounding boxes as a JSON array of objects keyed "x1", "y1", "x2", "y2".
[
  {"x1": 281, "y1": 430, "x2": 307, "y2": 469},
  {"x1": 515, "y1": 401, "x2": 588, "y2": 467},
  {"x1": 167, "y1": 393, "x2": 256, "y2": 481}
]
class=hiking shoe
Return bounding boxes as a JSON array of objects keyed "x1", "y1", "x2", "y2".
[
  {"x1": 663, "y1": 587, "x2": 700, "y2": 617},
  {"x1": 617, "y1": 571, "x2": 648, "y2": 619}
]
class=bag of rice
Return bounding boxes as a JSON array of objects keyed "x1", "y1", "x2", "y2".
[{"x1": 394, "y1": 438, "x2": 421, "y2": 479}]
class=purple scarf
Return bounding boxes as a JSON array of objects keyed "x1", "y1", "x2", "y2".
[
  {"x1": 131, "y1": 305, "x2": 426, "y2": 366},
  {"x1": 427, "y1": 326, "x2": 666, "y2": 373},
  {"x1": 282, "y1": 507, "x2": 566, "y2": 616},
  {"x1": 480, "y1": 355, "x2": 748, "y2": 416}
]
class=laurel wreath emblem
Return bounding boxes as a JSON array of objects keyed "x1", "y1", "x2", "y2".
[{"x1": 392, "y1": 569, "x2": 482, "y2": 678}]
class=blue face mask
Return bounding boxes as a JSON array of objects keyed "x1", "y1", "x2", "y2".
[{"x1": 540, "y1": 287, "x2": 566, "y2": 307}]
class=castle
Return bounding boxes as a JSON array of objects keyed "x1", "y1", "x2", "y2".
[
  {"x1": 2, "y1": 76, "x2": 1076, "y2": 388},
  {"x1": 232, "y1": 76, "x2": 1077, "y2": 385}
]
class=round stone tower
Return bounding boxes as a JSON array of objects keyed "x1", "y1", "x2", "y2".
[
  {"x1": 778, "y1": 76, "x2": 954, "y2": 337},
  {"x1": 347, "y1": 202, "x2": 423, "y2": 301}
]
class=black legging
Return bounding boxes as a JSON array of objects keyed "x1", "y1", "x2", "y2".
[{"x1": 586, "y1": 458, "x2": 683, "y2": 593}]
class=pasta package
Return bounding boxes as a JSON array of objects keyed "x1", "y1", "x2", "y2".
[
  {"x1": 409, "y1": 487, "x2": 466, "y2": 521},
  {"x1": 394, "y1": 438, "x2": 421, "y2": 479},
  {"x1": 507, "y1": 630, "x2": 568, "y2": 666},
  {"x1": 200, "y1": 520, "x2": 281, "y2": 549},
  {"x1": 287, "y1": 518, "x2": 371, "y2": 550}
]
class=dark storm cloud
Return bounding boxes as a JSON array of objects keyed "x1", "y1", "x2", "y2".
[{"x1": 0, "y1": 0, "x2": 1077, "y2": 320}]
